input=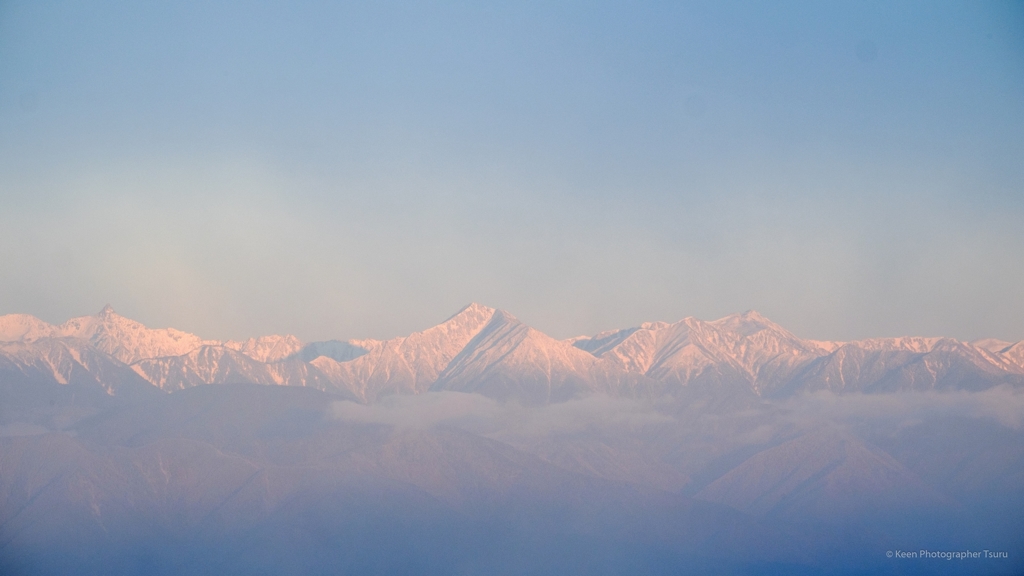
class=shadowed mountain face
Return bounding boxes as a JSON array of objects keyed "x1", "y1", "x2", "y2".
[
  {"x1": 1, "y1": 384, "x2": 1021, "y2": 576},
  {"x1": 1, "y1": 306, "x2": 1023, "y2": 575},
  {"x1": 695, "y1": 428, "x2": 949, "y2": 520}
]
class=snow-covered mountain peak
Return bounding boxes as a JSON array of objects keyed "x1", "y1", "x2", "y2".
[
  {"x1": 1003, "y1": 341, "x2": 1024, "y2": 370},
  {"x1": 971, "y1": 338, "x2": 1014, "y2": 354},
  {"x1": 49, "y1": 309, "x2": 209, "y2": 364},
  {"x1": 568, "y1": 310, "x2": 837, "y2": 390},
  {"x1": 223, "y1": 334, "x2": 304, "y2": 363},
  {"x1": 444, "y1": 302, "x2": 497, "y2": 324},
  {"x1": 309, "y1": 304, "x2": 502, "y2": 401},
  {"x1": 434, "y1": 306, "x2": 642, "y2": 403},
  {"x1": 0, "y1": 307, "x2": 311, "y2": 366},
  {"x1": 852, "y1": 336, "x2": 943, "y2": 353},
  {"x1": 0, "y1": 313, "x2": 56, "y2": 342},
  {"x1": 709, "y1": 309, "x2": 791, "y2": 338},
  {"x1": 807, "y1": 340, "x2": 842, "y2": 353},
  {"x1": 640, "y1": 321, "x2": 670, "y2": 331}
]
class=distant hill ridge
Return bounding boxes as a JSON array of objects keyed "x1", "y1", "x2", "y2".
[{"x1": 2, "y1": 303, "x2": 1022, "y2": 404}]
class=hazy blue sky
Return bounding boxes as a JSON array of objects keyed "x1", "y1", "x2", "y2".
[{"x1": 1, "y1": 1, "x2": 1022, "y2": 342}]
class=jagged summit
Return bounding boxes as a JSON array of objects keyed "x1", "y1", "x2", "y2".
[
  {"x1": 445, "y1": 302, "x2": 497, "y2": 321},
  {"x1": 437, "y1": 303, "x2": 500, "y2": 336},
  {"x1": 710, "y1": 309, "x2": 792, "y2": 338},
  {"x1": 98, "y1": 304, "x2": 117, "y2": 318}
]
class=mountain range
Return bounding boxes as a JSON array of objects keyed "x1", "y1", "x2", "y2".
[
  {"x1": 2, "y1": 304, "x2": 1023, "y2": 575},
  {"x1": 2, "y1": 303, "x2": 1022, "y2": 405}
]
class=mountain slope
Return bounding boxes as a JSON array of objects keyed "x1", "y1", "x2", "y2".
[
  {"x1": 573, "y1": 311, "x2": 836, "y2": 396},
  {"x1": 695, "y1": 428, "x2": 948, "y2": 521},
  {"x1": 434, "y1": 310, "x2": 656, "y2": 404},
  {"x1": 0, "y1": 338, "x2": 159, "y2": 420},
  {"x1": 223, "y1": 335, "x2": 304, "y2": 363},
  {"x1": 307, "y1": 303, "x2": 497, "y2": 401}
]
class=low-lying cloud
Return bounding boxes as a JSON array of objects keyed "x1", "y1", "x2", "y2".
[
  {"x1": 332, "y1": 387, "x2": 1024, "y2": 449},
  {"x1": 775, "y1": 385, "x2": 1024, "y2": 430},
  {"x1": 331, "y1": 392, "x2": 672, "y2": 437}
]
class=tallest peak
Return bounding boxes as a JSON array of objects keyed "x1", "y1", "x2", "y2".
[
  {"x1": 98, "y1": 304, "x2": 116, "y2": 318},
  {"x1": 460, "y1": 302, "x2": 495, "y2": 314},
  {"x1": 443, "y1": 302, "x2": 498, "y2": 324}
]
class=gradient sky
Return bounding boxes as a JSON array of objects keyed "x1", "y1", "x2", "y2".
[{"x1": 1, "y1": 1, "x2": 1023, "y2": 343}]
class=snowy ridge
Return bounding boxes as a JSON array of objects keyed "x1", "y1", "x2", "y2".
[
  {"x1": 223, "y1": 335, "x2": 304, "y2": 363},
  {"x1": 1, "y1": 304, "x2": 1023, "y2": 403},
  {"x1": 572, "y1": 311, "x2": 836, "y2": 395},
  {"x1": 571, "y1": 312, "x2": 1024, "y2": 396},
  {"x1": 0, "y1": 314, "x2": 56, "y2": 342},
  {"x1": 0, "y1": 306, "x2": 216, "y2": 364}
]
